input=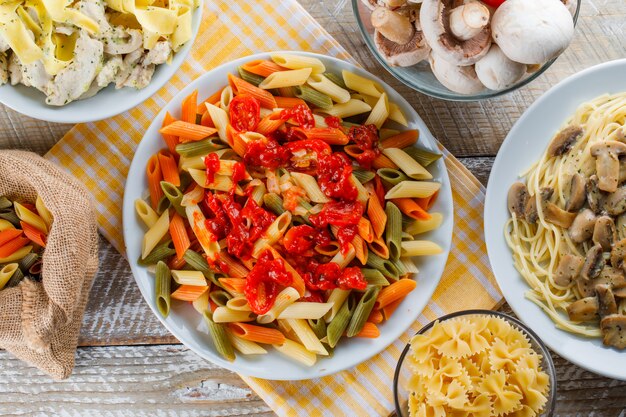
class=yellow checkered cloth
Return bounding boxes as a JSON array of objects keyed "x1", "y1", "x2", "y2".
[{"x1": 44, "y1": 1, "x2": 501, "y2": 415}]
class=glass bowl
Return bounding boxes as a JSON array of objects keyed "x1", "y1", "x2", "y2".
[
  {"x1": 352, "y1": 0, "x2": 582, "y2": 101},
  {"x1": 393, "y1": 309, "x2": 557, "y2": 416}
]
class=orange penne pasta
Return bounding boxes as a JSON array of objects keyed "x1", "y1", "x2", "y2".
[
  {"x1": 20, "y1": 221, "x2": 46, "y2": 247},
  {"x1": 169, "y1": 213, "x2": 190, "y2": 260},
  {"x1": 368, "y1": 236, "x2": 389, "y2": 259},
  {"x1": 181, "y1": 90, "x2": 198, "y2": 124},
  {"x1": 146, "y1": 154, "x2": 164, "y2": 210},
  {"x1": 367, "y1": 193, "x2": 387, "y2": 239},
  {"x1": 355, "y1": 322, "x2": 380, "y2": 338},
  {"x1": 353, "y1": 234, "x2": 368, "y2": 265},
  {"x1": 0, "y1": 236, "x2": 29, "y2": 258},
  {"x1": 159, "y1": 121, "x2": 217, "y2": 142},
  {"x1": 219, "y1": 252, "x2": 250, "y2": 278},
  {"x1": 241, "y1": 60, "x2": 286, "y2": 78},
  {"x1": 200, "y1": 111, "x2": 215, "y2": 128},
  {"x1": 161, "y1": 112, "x2": 179, "y2": 155},
  {"x1": 228, "y1": 74, "x2": 278, "y2": 109},
  {"x1": 171, "y1": 284, "x2": 209, "y2": 302},
  {"x1": 372, "y1": 154, "x2": 399, "y2": 170},
  {"x1": 382, "y1": 298, "x2": 403, "y2": 320},
  {"x1": 265, "y1": 246, "x2": 305, "y2": 296},
  {"x1": 0, "y1": 229, "x2": 23, "y2": 247},
  {"x1": 229, "y1": 322, "x2": 286, "y2": 345},
  {"x1": 375, "y1": 279, "x2": 417, "y2": 310},
  {"x1": 357, "y1": 217, "x2": 374, "y2": 243},
  {"x1": 415, "y1": 191, "x2": 439, "y2": 211},
  {"x1": 367, "y1": 309, "x2": 384, "y2": 324},
  {"x1": 274, "y1": 96, "x2": 307, "y2": 109},
  {"x1": 380, "y1": 129, "x2": 419, "y2": 149},
  {"x1": 256, "y1": 111, "x2": 285, "y2": 135},
  {"x1": 230, "y1": 129, "x2": 248, "y2": 158},
  {"x1": 302, "y1": 127, "x2": 348, "y2": 145},
  {"x1": 197, "y1": 88, "x2": 224, "y2": 114},
  {"x1": 219, "y1": 278, "x2": 247, "y2": 294},
  {"x1": 158, "y1": 150, "x2": 180, "y2": 187},
  {"x1": 392, "y1": 198, "x2": 431, "y2": 220}
]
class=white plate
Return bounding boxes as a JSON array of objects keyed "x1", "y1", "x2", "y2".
[
  {"x1": 0, "y1": 3, "x2": 202, "y2": 124},
  {"x1": 485, "y1": 59, "x2": 626, "y2": 381},
  {"x1": 123, "y1": 51, "x2": 454, "y2": 380}
]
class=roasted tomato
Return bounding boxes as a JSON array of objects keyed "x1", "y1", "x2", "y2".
[{"x1": 229, "y1": 94, "x2": 261, "y2": 132}]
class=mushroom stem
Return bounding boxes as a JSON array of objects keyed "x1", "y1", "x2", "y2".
[
  {"x1": 448, "y1": 2, "x2": 490, "y2": 41},
  {"x1": 371, "y1": 7, "x2": 415, "y2": 45}
]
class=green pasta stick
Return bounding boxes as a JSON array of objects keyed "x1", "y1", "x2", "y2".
[
  {"x1": 6, "y1": 266, "x2": 24, "y2": 288},
  {"x1": 183, "y1": 249, "x2": 220, "y2": 287},
  {"x1": 0, "y1": 196, "x2": 12, "y2": 210},
  {"x1": 203, "y1": 311, "x2": 236, "y2": 362},
  {"x1": 176, "y1": 138, "x2": 225, "y2": 157},
  {"x1": 377, "y1": 168, "x2": 409, "y2": 186},
  {"x1": 156, "y1": 194, "x2": 171, "y2": 215},
  {"x1": 352, "y1": 169, "x2": 376, "y2": 184},
  {"x1": 346, "y1": 286, "x2": 381, "y2": 337},
  {"x1": 238, "y1": 67, "x2": 265, "y2": 87},
  {"x1": 361, "y1": 268, "x2": 390, "y2": 286},
  {"x1": 155, "y1": 261, "x2": 171, "y2": 317},
  {"x1": 263, "y1": 193, "x2": 286, "y2": 215},
  {"x1": 327, "y1": 296, "x2": 356, "y2": 348},
  {"x1": 209, "y1": 290, "x2": 232, "y2": 307},
  {"x1": 366, "y1": 252, "x2": 400, "y2": 280},
  {"x1": 403, "y1": 146, "x2": 442, "y2": 167},
  {"x1": 385, "y1": 202, "x2": 403, "y2": 261},
  {"x1": 0, "y1": 210, "x2": 20, "y2": 227},
  {"x1": 138, "y1": 240, "x2": 175, "y2": 266},
  {"x1": 308, "y1": 318, "x2": 327, "y2": 340},
  {"x1": 392, "y1": 258, "x2": 407, "y2": 276},
  {"x1": 294, "y1": 85, "x2": 333, "y2": 110},
  {"x1": 323, "y1": 72, "x2": 347, "y2": 89},
  {"x1": 18, "y1": 253, "x2": 39, "y2": 273},
  {"x1": 160, "y1": 181, "x2": 186, "y2": 218}
]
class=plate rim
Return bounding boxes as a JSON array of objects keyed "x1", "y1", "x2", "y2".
[
  {"x1": 485, "y1": 58, "x2": 626, "y2": 381},
  {"x1": 122, "y1": 50, "x2": 454, "y2": 380}
]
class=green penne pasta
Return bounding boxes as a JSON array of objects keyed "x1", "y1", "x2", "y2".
[
  {"x1": 5, "y1": 266, "x2": 23, "y2": 288},
  {"x1": 346, "y1": 286, "x2": 381, "y2": 337},
  {"x1": 392, "y1": 258, "x2": 407, "y2": 276},
  {"x1": 203, "y1": 311, "x2": 236, "y2": 362},
  {"x1": 323, "y1": 72, "x2": 347, "y2": 89},
  {"x1": 403, "y1": 146, "x2": 443, "y2": 167},
  {"x1": 138, "y1": 240, "x2": 175, "y2": 266},
  {"x1": 183, "y1": 249, "x2": 220, "y2": 287},
  {"x1": 377, "y1": 168, "x2": 409, "y2": 186},
  {"x1": 176, "y1": 138, "x2": 225, "y2": 157},
  {"x1": 352, "y1": 169, "x2": 375, "y2": 184},
  {"x1": 0, "y1": 210, "x2": 20, "y2": 227},
  {"x1": 385, "y1": 202, "x2": 402, "y2": 261},
  {"x1": 366, "y1": 252, "x2": 400, "y2": 280},
  {"x1": 308, "y1": 318, "x2": 327, "y2": 340},
  {"x1": 263, "y1": 193, "x2": 286, "y2": 215},
  {"x1": 160, "y1": 181, "x2": 186, "y2": 218},
  {"x1": 238, "y1": 67, "x2": 265, "y2": 87},
  {"x1": 361, "y1": 268, "x2": 390, "y2": 286},
  {"x1": 156, "y1": 194, "x2": 171, "y2": 215},
  {"x1": 155, "y1": 261, "x2": 171, "y2": 317},
  {"x1": 0, "y1": 196, "x2": 12, "y2": 210},
  {"x1": 327, "y1": 296, "x2": 355, "y2": 348},
  {"x1": 18, "y1": 253, "x2": 39, "y2": 273},
  {"x1": 210, "y1": 290, "x2": 232, "y2": 307},
  {"x1": 294, "y1": 84, "x2": 333, "y2": 110}
]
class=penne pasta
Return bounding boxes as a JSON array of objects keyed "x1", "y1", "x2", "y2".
[
  {"x1": 204, "y1": 103, "x2": 230, "y2": 144},
  {"x1": 278, "y1": 302, "x2": 334, "y2": 320},
  {"x1": 401, "y1": 240, "x2": 444, "y2": 257},
  {"x1": 256, "y1": 286, "x2": 300, "y2": 324},
  {"x1": 367, "y1": 192, "x2": 387, "y2": 239},
  {"x1": 271, "y1": 53, "x2": 326, "y2": 73},
  {"x1": 141, "y1": 210, "x2": 169, "y2": 260},
  {"x1": 364, "y1": 92, "x2": 389, "y2": 129},
  {"x1": 382, "y1": 148, "x2": 432, "y2": 180},
  {"x1": 185, "y1": 204, "x2": 220, "y2": 261},
  {"x1": 258, "y1": 68, "x2": 312, "y2": 89},
  {"x1": 35, "y1": 196, "x2": 53, "y2": 229},
  {"x1": 135, "y1": 199, "x2": 159, "y2": 228},
  {"x1": 306, "y1": 73, "x2": 350, "y2": 103},
  {"x1": 204, "y1": 311, "x2": 236, "y2": 362},
  {"x1": 284, "y1": 318, "x2": 328, "y2": 355},
  {"x1": 241, "y1": 59, "x2": 285, "y2": 78},
  {"x1": 251, "y1": 212, "x2": 292, "y2": 258},
  {"x1": 290, "y1": 172, "x2": 331, "y2": 203},
  {"x1": 404, "y1": 213, "x2": 444, "y2": 235},
  {"x1": 323, "y1": 99, "x2": 372, "y2": 118},
  {"x1": 385, "y1": 181, "x2": 441, "y2": 199},
  {"x1": 393, "y1": 198, "x2": 431, "y2": 220},
  {"x1": 230, "y1": 322, "x2": 286, "y2": 345},
  {"x1": 381, "y1": 130, "x2": 419, "y2": 149},
  {"x1": 171, "y1": 270, "x2": 206, "y2": 286},
  {"x1": 324, "y1": 288, "x2": 351, "y2": 323},
  {"x1": 13, "y1": 202, "x2": 47, "y2": 234},
  {"x1": 342, "y1": 70, "x2": 384, "y2": 97},
  {"x1": 273, "y1": 339, "x2": 317, "y2": 367},
  {"x1": 375, "y1": 279, "x2": 417, "y2": 310},
  {"x1": 212, "y1": 307, "x2": 254, "y2": 323},
  {"x1": 228, "y1": 332, "x2": 267, "y2": 355}
]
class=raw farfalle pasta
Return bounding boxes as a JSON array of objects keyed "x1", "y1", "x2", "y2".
[{"x1": 406, "y1": 316, "x2": 550, "y2": 417}]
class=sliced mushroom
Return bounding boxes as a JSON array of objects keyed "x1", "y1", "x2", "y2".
[
  {"x1": 565, "y1": 173, "x2": 587, "y2": 212},
  {"x1": 524, "y1": 187, "x2": 553, "y2": 224},
  {"x1": 580, "y1": 244, "x2": 605, "y2": 281},
  {"x1": 554, "y1": 253, "x2": 584, "y2": 287},
  {"x1": 593, "y1": 216, "x2": 616, "y2": 251},
  {"x1": 372, "y1": 7, "x2": 415, "y2": 44},
  {"x1": 586, "y1": 175, "x2": 604, "y2": 214},
  {"x1": 568, "y1": 209, "x2": 596, "y2": 243},
  {"x1": 610, "y1": 238, "x2": 626, "y2": 270},
  {"x1": 589, "y1": 141, "x2": 626, "y2": 193},
  {"x1": 428, "y1": 52, "x2": 484, "y2": 94},
  {"x1": 507, "y1": 182, "x2": 528, "y2": 218},
  {"x1": 566, "y1": 297, "x2": 599, "y2": 322},
  {"x1": 596, "y1": 284, "x2": 618, "y2": 318},
  {"x1": 600, "y1": 314, "x2": 626, "y2": 349},
  {"x1": 544, "y1": 203, "x2": 576, "y2": 228},
  {"x1": 604, "y1": 186, "x2": 626, "y2": 216},
  {"x1": 374, "y1": 14, "x2": 431, "y2": 67},
  {"x1": 420, "y1": 0, "x2": 491, "y2": 66},
  {"x1": 578, "y1": 266, "x2": 626, "y2": 297},
  {"x1": 614, "y1": 283, "x2": 626, "y2": 299},
  {"x1": 475, "y1": 44, "x2": 526, "y2": 90},
  {"x1": 546, "y1": 125, "x2": 583, "y2": 157}
]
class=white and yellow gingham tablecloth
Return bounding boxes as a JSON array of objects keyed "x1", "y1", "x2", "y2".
[{"x1": 44, "y1": 1, "x2": 501, "y2": 415}]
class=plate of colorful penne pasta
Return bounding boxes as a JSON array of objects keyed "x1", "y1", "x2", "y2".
[{"x1": 123, "y1": 51, "x2": 453, "y2": 380}]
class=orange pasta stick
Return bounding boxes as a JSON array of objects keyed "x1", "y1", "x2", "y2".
[
  {"x1": 382, "y1": 298, "x2": 403, "y2": 320},
  {"x1": 171, "y1": 285, "x2": 209, "y2": 302},
  {"x1": 368, "y1": 236, "x2": 390, "y2": 259},
  {"x1": 375, "y1": 279, "x2": 417, "y2": 310},
  {"x1": 159, "y1": 121, "x2": 217, "y2": 142},
  {"x1": 197, "y1": 88, "x2": 224, "y2": 114},
  {"x1": 372, "y1": 154, "x2": 399, "y2": 170},
  {"x1": 0, "y1": 236, "x2": 29, "y2": 258},
  {"x1": 265, "y1": 246, "x2": 305, "y2": 296},
  {"x1": 415, "y1": 191, "x2": 439, "y2": 211},
  {"x1": 228, "y1": 74, "x2": 278, "y2": 109},
  {"x1": 357, "y1": 217, "x2": 374, "y2": 243},
  {"x1": 355, "y1": 322, "x2": 380, "y2": 338},
  {"x1": 181, "y1": 90, "x2": 198, "y2": 124},
  {"x1": 241, "y1": 60, "x2": 286, "y2": 77},
  {"x1": 218, "y1": 278, "x2": 247, "y2": 294},
  {"x1": 367, "y1": 309, "x2": 384, "y2": 324},
  {"x1": 256, "y1": 111, "x2": 285, "y2": 135},
  {"x1": 392, "y1": 198, "x2": 431, "y2": 220},
  {"x1": 367, "y1": 193, "x2": 387, "y2": 238},
  {"x1": 158, "y1": 150, "x2": 180, "y2": 187},
  {"x1": 380, "y1": 129, "x2": 419, "y2": 149},
  {"x1": 20, "y1": 221, "x2": 46, "y2": 247},
  {"x1": 0, "y1": 229, "x2": 23, "y2": 247},
  {"x1": 344, "y1": 144, "x2": 364, "y2": 161},
  {"x1": 200, "y1": 111, "x2": 215, "y2": 128},
  {"x1": 274, "y1": 96, "x2": 307, "y2": 109},
  {"x1": 161, "y1": 112, "x2": 179, "y2": 155},
  {"x1": 229, "y1": 322, "x2": 286, "y2": 345},
  {"x1": 230, "y1": 129, "x2": 247, "y2": 158},
  {"x1": 353, "y1": 234, "x2": 368, "y2": 265},
  {"x1": 146, "y1": 154, "x2": 164, "y2": 210},
  {"x1": 219, "y1": 252, "x2": 249, "y2": 278},
  {"x1": 304, "y1": 128, "x2": 348, "y2": 145},
  {"x1": 169, "y1": 213, "x2": 190, "y2": 260}
]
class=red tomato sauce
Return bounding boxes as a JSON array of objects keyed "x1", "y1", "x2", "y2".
[
  {"x1": 245, "y1": 250, "x2": 293, "y2": 314},
  {"x1": 348, "y1": 124, "x2": 381, "y2": 169},
  {"x1": 204, "y1": 153, "x2": 220, "y2": 186}
]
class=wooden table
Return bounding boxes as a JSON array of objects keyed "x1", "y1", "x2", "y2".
[{"x1": 1, "y1": 0, "x2": 625, "y2": 415}]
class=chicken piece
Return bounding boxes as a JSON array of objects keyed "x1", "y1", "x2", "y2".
[
  {"x1": 114, "y1": 49, "x2": 144, "y2": 88},
  {"x1": 77, "y1": 0, "x2": 110, "y2": 33},
  {"x1": 143, "y1": 41, "x2": 171, "y2": 66},
  {"x1": 8, "y1": 53, "x2": 22, "y2": 85},
  {"x1": 96, "y1": 55, "x2": 123, "y2": 87},
  {"x1": 78, "y1": 0, "x2": 142, "y2": 55},
  {"x1": 0, "y1": 35, "x2": 9, "y2": 53},
  {"x1": 122, "y1": 63, "x2": 155, "y2": 89},
  {"x1": 0, "y1": 53, "x2": 8, "y2": 85},
  {"x1": 46, "y1": 30, "x2": 104, "y2": 106},
  {"x1": 19, "y1": 59, "x2": 51, "y2": 94}
]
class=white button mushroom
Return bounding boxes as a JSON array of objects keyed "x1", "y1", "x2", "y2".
[
  {"x1": 373, "y1": 6, "x2": 431, "y2": 67},
  {"x1": 449, "y1": 1, "x2": 490, "y2": 41},
  {"x1": 429, "y1": 52, "x2": 484, "y2": 94},
  {"x1": 491, "y1": 0, "x2": 574, "y2": 65},
  {"x1": 475, "y1": 44, "x2": 526, "y2": 90}
]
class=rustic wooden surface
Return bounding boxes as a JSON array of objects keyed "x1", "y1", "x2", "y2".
[{"x1": 1, "y1": 0, "x2": 626, "y2": 415}]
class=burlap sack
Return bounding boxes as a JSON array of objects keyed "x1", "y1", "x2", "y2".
[{"x1": 0, "y1": 150, "x2": 98, "y2": 379}]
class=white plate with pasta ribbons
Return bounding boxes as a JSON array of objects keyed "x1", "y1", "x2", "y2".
[
  {"x1": 123, "y1": 51, "x2": 453, "y2": 380},
  {"x1": 485, "y1": 59, "x2": 626, "y2": 380}
]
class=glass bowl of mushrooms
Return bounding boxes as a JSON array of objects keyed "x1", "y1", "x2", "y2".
[{"x1": 353, "y1": 0, "x2": 581, "y2": 101}]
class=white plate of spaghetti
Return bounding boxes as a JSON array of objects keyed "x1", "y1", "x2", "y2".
[{"x1": 485, "y1": 59, "x2": 626, "y2": 380}]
